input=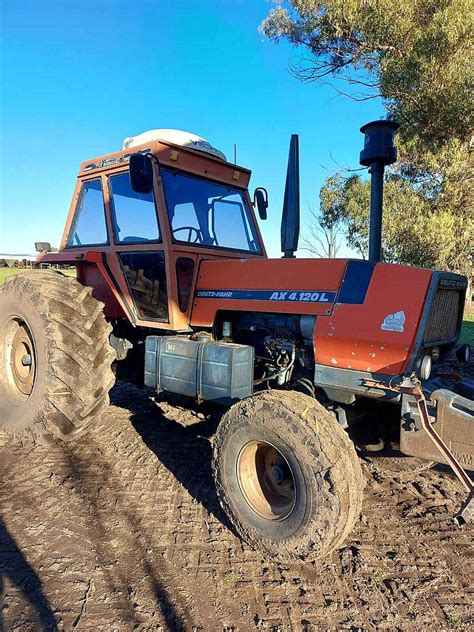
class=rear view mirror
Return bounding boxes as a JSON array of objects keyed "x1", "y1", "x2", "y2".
[
  {"x1": 35, "y1": 242, "x2": 51, "y2": 253},
  {"x1": 129, "y1": 153, "x2": 154, "y2": 194},
  {"x1": 253, "y1": 187, "x2": 268, "y2": 220}
]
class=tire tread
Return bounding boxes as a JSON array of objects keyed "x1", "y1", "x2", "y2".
[
  {"x1": 212, "y1": 390, "x2": 364, "y2": 562},
  {"x1": 0, "y1": 270, "x2": 115, "y2": 445}
]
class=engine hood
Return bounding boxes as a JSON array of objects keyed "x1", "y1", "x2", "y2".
[{"x1": 191, "y1": 257, "x2": 350, "y2": 327}]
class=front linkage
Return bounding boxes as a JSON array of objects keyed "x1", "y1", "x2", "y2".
[{"x1": 364, "y1": 376, "x2": 473, "y2": 524}]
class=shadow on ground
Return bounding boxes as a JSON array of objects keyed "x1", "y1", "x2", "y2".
[
  {"x1": 0, "y1": 516, "x2": 59, "y2": 632},
  {"x1": 112, "y1": 383, "x2": 235, "y2": 533},
  {"x1": 55, "y1": 423, "x2": 194, "y2": 631},
  {"x1": 1, "y1": 382, "x2": 235, "y2": 631}
]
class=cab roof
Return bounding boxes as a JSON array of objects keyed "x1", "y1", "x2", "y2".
[{"x1": 78, "y1": 137, "x2": 251, "y2": 189}]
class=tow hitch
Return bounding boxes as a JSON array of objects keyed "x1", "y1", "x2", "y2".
[{"x1": 364, "y1": 377, "x2": 474, "y2": 525}]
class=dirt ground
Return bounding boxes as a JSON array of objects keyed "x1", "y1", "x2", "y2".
[{"x1": 1, "y1": 381, "x2": 473, "y2": 631}]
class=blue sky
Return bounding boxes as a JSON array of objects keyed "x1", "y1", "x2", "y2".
[{"x1": 0, "y1": 0, "x2": 384, "y2": 257}]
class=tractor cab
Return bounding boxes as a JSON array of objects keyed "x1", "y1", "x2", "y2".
[{"x1": 39, "y1": 129, "x2": 267, "y2": 331}]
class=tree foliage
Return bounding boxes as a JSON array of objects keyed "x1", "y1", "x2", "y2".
[
  {"x1": 261, "y1": 1, "x2": 473, "y2": 280},
  {"x1": 261, "y1": 0, "x2": 473, "y2": 148},
  {"x1": 319, "y1": 173, "x2": 473, "y2": 276}
]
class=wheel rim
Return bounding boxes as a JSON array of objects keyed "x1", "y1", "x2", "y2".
[
  {"x1": 237, "y1": 440, "x2": 296, "y2": 521},
  {"x1": 3, "y1": 316, "x2": 37, "y2": 400}
]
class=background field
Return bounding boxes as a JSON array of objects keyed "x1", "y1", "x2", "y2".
[
  {"x1": 461, "y1": 311, "x2": 474, "y2": 345},
  {"x1": 0, "y1": 268, "x2": 76, "y2": 284}
]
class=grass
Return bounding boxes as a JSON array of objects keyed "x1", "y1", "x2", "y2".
[
  {"x1": 445, "y1": 609, "x2": 465, "y2": 629},
  {"x1": 222, "y1": 570, "x2": 237, "y2": 583},
  {"x1": 0, "y1": 267, "x2": 76, "y2": 285},
  {"x1": 0, "y1": 267, "x2": 24, "y2": 284},
  {"x1": 460, "y1": 310, "x2": 474, "y2": 345}
]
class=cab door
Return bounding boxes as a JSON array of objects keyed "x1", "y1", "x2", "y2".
[{"x1": 107, "y1": 171, "x2": 169, "y2": 322}]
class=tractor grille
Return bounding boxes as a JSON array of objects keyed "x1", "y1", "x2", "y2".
[{"x1": 424, "y1": 289, "x2": 462, "y2": 344}]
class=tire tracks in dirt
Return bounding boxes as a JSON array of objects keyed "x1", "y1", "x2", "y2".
[{"x1": 1, "y1": 381, "x2": 473, "y2": 630}]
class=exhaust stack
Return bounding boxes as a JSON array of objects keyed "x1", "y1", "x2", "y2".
[
  {"x1": 359, "y1": 120, "x2": 399, "y2": 262},
  {"x1": 281, "y1": 134, "x2": 300, "y2": 258}
]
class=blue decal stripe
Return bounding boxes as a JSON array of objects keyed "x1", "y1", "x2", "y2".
[
  {"x1": 196, "y1": 289, "x2": 337, "y2": 304},
  {"x1": 337, "y1": 260, "x2": 376, "y2": 305}
]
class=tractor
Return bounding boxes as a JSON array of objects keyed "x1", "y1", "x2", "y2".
[{"x1": 1, "y1": 122, "x2": 472, "y2": 562}]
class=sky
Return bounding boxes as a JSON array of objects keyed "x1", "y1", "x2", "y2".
[{"x1": 0, "y1": 0, "x2": 384, "y2": 258}]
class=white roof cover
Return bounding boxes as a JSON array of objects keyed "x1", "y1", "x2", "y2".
[{"x1": 122, "y1": 129, "x2": 227, "y2": 161}]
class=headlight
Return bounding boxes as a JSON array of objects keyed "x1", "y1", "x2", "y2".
[
  {"x1": 431, "y1": 346, "x2": 440, "y2": 362},
  {"x1": 456, "y1": 343, "x2": 471, "y2": 363},
  {"x1": 419, "y1": 355, "x2": 432, "y2": 381}
]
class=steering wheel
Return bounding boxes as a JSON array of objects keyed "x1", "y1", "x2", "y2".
[{"x1": 173, "y1": 226, "x2": 202, "y2": 244}]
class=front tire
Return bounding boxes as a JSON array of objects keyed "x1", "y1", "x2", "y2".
[
  {"x1": 212, "y1": 390, "x2": 364, "y2": 562},
  {"x1": 0, "y1": 271, "x2": 116, "y2": 445}
]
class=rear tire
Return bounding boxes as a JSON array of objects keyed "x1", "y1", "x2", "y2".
[
  {"x1": 0, "y1": 270, "x2": 116, "y2": 445},
  {"x1": 212, "y1": 390, "x2": 364, "y2": 562}
]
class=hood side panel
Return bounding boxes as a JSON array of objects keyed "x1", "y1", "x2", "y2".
[
  {"x1": 314, "y1": 263, "x2": 432, "y2": 375},
  {"x1": 191, "y1": 258, "x2": 348, "y2": 327}
]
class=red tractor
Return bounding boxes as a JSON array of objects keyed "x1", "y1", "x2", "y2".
[{"x1": 1, "y1": 122, "x2": 472, "y2": 561}]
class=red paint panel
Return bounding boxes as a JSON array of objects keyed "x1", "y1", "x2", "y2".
[
  {"x1": 37, "y1": 252, "x2": 82, "y2": 265},
  {"x1": 191, "y1": 258, "x2": 348, "y2": 326},
  {"x1": 78, "y1": 263, "x2": 126, "y2": 318},
  {"x1": 315, "y1": 263, "x2": 432, "y2": 374}
]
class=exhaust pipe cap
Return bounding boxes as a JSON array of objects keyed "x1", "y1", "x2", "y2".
[{"x1": 360, "y1": 120, "x2": 399, "y2": 167}]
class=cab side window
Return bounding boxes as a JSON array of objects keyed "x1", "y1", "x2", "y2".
[
  {"x1": 67, "y1": 179, "x2": 108, "y2": 247},
  {"x1": 120, "y1": 252, "x2": 168, "y2": 321},
  {"x1": 109, "y1": 172, "x2": 160, "y2": 244}
]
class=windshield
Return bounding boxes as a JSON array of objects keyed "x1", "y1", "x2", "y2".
[{"x1": 161, "y1": 168, "x2": 261, "y2": 253}]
